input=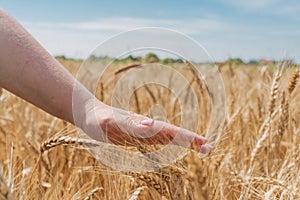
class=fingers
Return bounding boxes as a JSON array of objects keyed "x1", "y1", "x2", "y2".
[
  {"x1": 130, "y1": 115, "x2": 211, "y2": 153},
  {"x1": 199, "y1": 144, "x2": 213, "y2": 154},
  {"x1": 95, "y1": 108, "x2": 212, "y2": 154},
  {"x1": 157, "y1": 121, "x2": 210, "y2": 152}
]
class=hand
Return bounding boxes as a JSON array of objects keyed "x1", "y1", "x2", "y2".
[{"x1": 79, "y1": 100, "x2": 213, "y2": 154}]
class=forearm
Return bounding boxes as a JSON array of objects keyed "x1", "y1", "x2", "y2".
[
  {"x1": 0, "y1": 9, "x2": 211, "y2": 152},
  {"x1": 0, "y1": 8, "x2": 95, "y2": 124}
]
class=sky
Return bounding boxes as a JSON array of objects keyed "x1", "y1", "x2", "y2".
[{"x1": 1, "y1": 0, "x2": 299, "y2": 63}]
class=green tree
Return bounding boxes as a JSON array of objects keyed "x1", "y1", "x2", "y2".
[{"x1": 145, "y1": 52, "x2": 159, "y2": 63}]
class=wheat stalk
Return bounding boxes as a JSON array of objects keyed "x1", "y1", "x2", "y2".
[
  {"x1": 144, "y1": 84, "x2": 157, "y2": 103},
  {"x1": 249, "y1": 68, "x2": 282, "y2": 168},
  {"x1": 3, "y1": 59, "x2": 300, "y2": 199},
  {"x1": 0, "y1": 177, "x2": 9, "y2": 200},
  {"x1": 83, "y1": 187, "x2": 102, "y2": 200},
  {"x1": 114, "y1": 64, "x2": 141, "y2": 75},
  {"x1": 128, "y1": 186, "x2": 146, "y2": 200},
  {"x1": 0, "y1": 175, "x2": 14, "y2": 200}
]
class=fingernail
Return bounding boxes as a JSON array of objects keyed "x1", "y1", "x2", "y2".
[
  {"x1": 141, "y1": 119, "x2": 154, "y2": 126},
  {"x1": 200, "y1": 144, "x2": 213, "y2": 154}
]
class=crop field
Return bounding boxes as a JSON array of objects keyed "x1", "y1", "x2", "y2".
[{"x1": 0, "y1": 58, "x2": 299, "y2": 199}]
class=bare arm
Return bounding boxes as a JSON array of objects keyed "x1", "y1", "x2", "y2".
[
  {"x1": 0, "y1": 8, "x2": 93, "y2": 123},
  {"x1": 0, "y1": 9, "x2": 211, "y2": 153}
]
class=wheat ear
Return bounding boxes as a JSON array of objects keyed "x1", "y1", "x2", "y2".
[
  {"x1": 40, "y1": 136, "x2": 100, "y2": 153},
  {"x1": 250, "y1": 68, "x2": 282, "y2": 166},
  {"x1": 287, "y1": 69, "x2": 299, "y2": 95}
]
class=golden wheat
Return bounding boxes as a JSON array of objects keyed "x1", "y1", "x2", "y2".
[{"x1": 0, "y1": 59, "x2": 299, "y2": 199}]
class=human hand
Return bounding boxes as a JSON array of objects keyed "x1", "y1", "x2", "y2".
[{"x1": 79, "y1": 100, "x2": 213, "y2": 154}]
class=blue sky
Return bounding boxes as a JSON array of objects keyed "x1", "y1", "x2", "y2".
[{"x1": 1, "y1": 0, "x2": 299, "y2": 62}]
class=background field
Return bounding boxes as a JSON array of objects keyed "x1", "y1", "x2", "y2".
[{"x1": 0, "y1": 58, "x2": 299, "y2": 199}]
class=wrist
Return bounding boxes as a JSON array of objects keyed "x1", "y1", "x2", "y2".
[{"x1": 74, "y1": 95, "x2": 113, "y2": 140}]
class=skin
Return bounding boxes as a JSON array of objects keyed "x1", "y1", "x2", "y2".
[{"x1": 0, "y1": 8, "x2": 212, "y2": 153}]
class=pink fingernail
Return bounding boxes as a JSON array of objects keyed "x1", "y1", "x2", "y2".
[{"x1": 141, "y1": 119, "x2": 154, "y2": 126}]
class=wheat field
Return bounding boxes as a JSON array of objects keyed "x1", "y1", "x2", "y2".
[{"x1": 0, "y1": 58, "x2": 299, "y2": 199}]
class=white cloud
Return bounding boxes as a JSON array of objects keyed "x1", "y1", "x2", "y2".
[
  {"x1": 222, "y1": 0, "x2": 300, "y2": 17},
  {"x1": 20, "y1": 16, "x2": 300, "y2": 63},
  {"x1": 22, "y1": 17, "x2": 225, "y2": 35},
  {"x1": 20, "y1": 17, "x2": 227, "y2": 59},
  {"x1": 224, "y1": 0, "x2": 278, "y2": 10},
  {"x1": 22, "y1": 18, "x2": 225, "y2": 58}
]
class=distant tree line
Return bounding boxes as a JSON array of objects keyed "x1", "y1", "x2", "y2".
[
  {"x1": 85, "y1": 52, "x2": 184, "y2": 64},
  {"x1": 56, "y1": 53, "x2": 298, "y2": 66}
]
